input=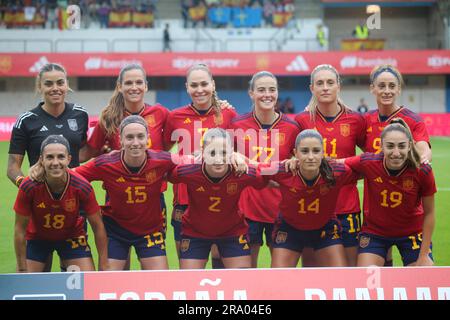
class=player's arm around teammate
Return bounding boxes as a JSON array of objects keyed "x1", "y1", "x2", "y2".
[
  {"x1": 13, "y1": 135, "x2": 108, "y2": 273},
  {"x1": 269, "y1": 130, "x2": 359, "y2": 268},
  {"x1": 167, "y1": 128, "x2": 266, "y2": 269},
  {"x1": 345, "y1": 119, "x2": 436, "y2": 267}
]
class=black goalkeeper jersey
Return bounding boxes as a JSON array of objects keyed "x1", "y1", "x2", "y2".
[{"x1": 9, "y1": 102, "x2": 89, "y2": 167}]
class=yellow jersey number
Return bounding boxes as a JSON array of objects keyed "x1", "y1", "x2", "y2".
[
  {"x1": 323, "y1": 138, "x2": 337, "y2": 158},
  {"x1": 208, "y1": 196, "x2": 221, "y2": 213},
  {"x1": 380, "y1": 190, "x2": 403, "y2": 208},
  {"x1": 125, "y1": 186, "x2": 147, "y2": 204},
  {"x1": 43, "y1": 214, "x2": 65, "y2": 229},
  {"x1": 298, "y1": 198, "x2": 320, "y2": 214},
  {"x1": 250, "y1": 146, "x2": 275, "y2": 163}
]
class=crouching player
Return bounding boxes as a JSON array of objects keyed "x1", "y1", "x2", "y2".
[
  {"x1": 345, "y1": 119, "x2": 436, "y2": 266},
  {"x1": 168, "y1": 128, "x2": 267, "y2": 269},
  {"x1": 270, "y1": 130, "x2": 359, "y2": 268},
  {"x1": 14, "y1": 135, "x2": 109, "y2": 273}
]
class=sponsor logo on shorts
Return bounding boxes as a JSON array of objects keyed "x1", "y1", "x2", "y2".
[
  {"x1": 180, "y1": 239, "x2": 190, "y2": 252},
  {"x1": 275, "y1": 231, "x2": 287, "y2": 244},
  {"x1": 359, "y1": 235, "x2": 370, "y2": 248}
]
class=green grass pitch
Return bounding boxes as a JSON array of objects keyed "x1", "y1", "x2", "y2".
[{"x1": 0, "y1": 138, "x2": 449, "y2": 273}]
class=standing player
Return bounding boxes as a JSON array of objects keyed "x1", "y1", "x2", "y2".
[
  {"x1": 8, "y1": 63, "x2": 88, "y2": 190},
  {"x1": 81, "y1": 64, "x2": 169, "y2": 269},
  {"x1": 168, "y1": 128, "x2": 267, "y2": 269},
  {"x1": 364, "y1": 64, "x2": 432, "y2": 266},
  {"x1": 295, "y1": 64, "x2": 366, "y2": 266},
  {"x1": 14, "y1": 135, "x2": 108, "y2": 273},
  {"x1": 8, "y1": 63, "x2": 89, "y2": 272},
  {"x1": 163, "y1": 63, "x2": 237, "y2": 268},
  {"x1": 83, "y1": 63, "x2": 168, "y2": 158},
  {"x1": 270, "y1": 130, "x2": 357, "y2": 268},
  {"x1": 75, "y1": 116, "x2": 179, "y2": 270},
  {"x1": 345, "y1": 119, "x2": 436, "y2": 266},
  {"x1": 230, "y1": 71, "x2": 300, "y2": 268}
]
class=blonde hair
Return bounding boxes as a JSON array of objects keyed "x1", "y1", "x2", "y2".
[
  {"x1": 35, "y1": 63, "x2": 72, "y2": 94},
  {"x1": 381, "y1": 118, "x2": 420, "y2": 169},
  {"x1": 370, "y1": 64, "x2": 404, "y2": 87},
  {"x1": 306, "y1": 64, "x2": 347, "y2": 122},
  {"x1": 186, "y1": 63, "x2": 222, "y2": 126},
  {"x1": 99, "y1": 64, "x2": 147, "y2": 137}
]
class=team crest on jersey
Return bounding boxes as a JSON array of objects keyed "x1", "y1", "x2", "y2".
[
  {"x1": 340, "y1": 124, "x2": 350, "y2": 137},
  {"x1": 275, "y1": 133, "x2": 285, "y2": 145},
  {"x1": 227, "y1": 183, "x2": 238, "y2": 195},
  {"x1": 145, "y1": 115, "x2": 156, "y2": 127},
  {"x1": 359, "y1": 235, "x2": 370, "y2": 248},
  {"x1": 275, "y1": 231, "x2": 287, "y2": 244},
  {"x1": 214, "y1": 113, "x2": 223, "y2": 126},
  {"x1": 180, "y1": 239, "x2": 190, "y2": 252},
  {"x1": 64, "y1": 199, "x2": 76, "y2": 212},
  {"x1": 145, "y1": 170, "x2": 157, "y2": 183},
  {"x1": 403, "y1": 177, "x2": 414, "y2": 190},
  {"x1": 320, "y1": 184, "x2": 329, "y2": 195},
  {"x1": 67, "y1": 119, "x2": 78, "y2": 131}
]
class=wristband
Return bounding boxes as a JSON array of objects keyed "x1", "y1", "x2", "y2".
[{"x1": 15, "y1": 175, "x2": 24, "y2": 187}]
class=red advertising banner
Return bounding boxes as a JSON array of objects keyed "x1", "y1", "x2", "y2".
[
  {"x1": 0, "y1": 50, "x2": 449, "y2": 77},
  {"x1": 84, "y1": 267, "x2": 450, "y2": 300},
  {"x1": 1, "y1": 114, "x2": 448, "y2": 142}
]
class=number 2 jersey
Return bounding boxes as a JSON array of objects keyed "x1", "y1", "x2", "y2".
[
  {"x1": 163, "y1": 104, "x2": 237, "y2": 206},
  {"x1": 75, "y1": 149, "x2": 178, "y2": 236},
  {"x1": 13, "y1": 171, "x2": 100, "y2": 241},
  {"x1": 168, "y1": 164, "x2": 266, "y2": 238},
  {"x1": 345, "y1": 153, "x2": 436, "y2": 238},
  {"x1": 230, "y1": 112, "x2": 300, "y2": 223}
]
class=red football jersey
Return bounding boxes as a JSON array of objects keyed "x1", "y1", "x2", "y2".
[
  {"x1": 168, "y1": 164, "x2": 266, "y2": 238},
  {"x1": 270, "y1": 161, "x2": 359, "y2": 230},
  {"x1": 295, "y1": 107, "x2": 366, "y2": 216},
  {"x1": 345, "y1": 153, "x2": 436, "y2": 238},
  {"x1": 163, "y1": 105, "x2": 237, "y2": 205},
  {"x1": 75, "y1": 149, "x2": 177, "y2": 235},
  {"x1": 230, "y1": 112, "x2": 300, "y2": 223},
  {"x1": 364, "y1": 106, "x2": 430, "y2": 154},
  {"x1": 88, "y1": 103, "x2": 168, "y2": 151},
  {"x1": 14, "y1": 171, "x2": 100, "y2": 241}
]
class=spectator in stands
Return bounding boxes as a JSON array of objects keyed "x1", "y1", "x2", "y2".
[
  {"x1": 357, "y1": 98, "x2": 368, "y2": 114},
  {"x1": 353, "y1": 21, "x2": 369, "y2": 40},
  {"x1": 181, "y1": 0, "x2": 193, "y2": 28},
  {"x1": 280, "y1": 97, "x2": 294, "y2": 114},
  {"x1": 97, "y1": 1, "x2": 111, "y2": 28},
  {"x1": 316, "y1": 24, "x2": 328, "y2": 49},
  {"x1": 163, "y1": 23, "x2": 171, "y2": 52},
  {"x1": 262, "y1": 0, "x2": 275, "y2": 26}
]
